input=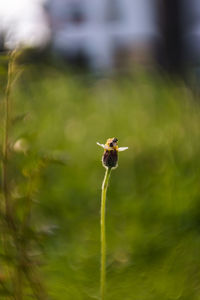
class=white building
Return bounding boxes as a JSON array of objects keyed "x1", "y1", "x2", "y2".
[{"x1": 47, "y1": 0, "x2": 158, "y2": 70}]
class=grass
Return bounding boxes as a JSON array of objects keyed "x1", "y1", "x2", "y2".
[{"x1": 1, "y1": 60, "x2": 200, "y2": 299}]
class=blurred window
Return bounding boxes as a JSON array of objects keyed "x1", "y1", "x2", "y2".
[
  {"x1": 68, "y1": 2, "x2": 86, "y2": 25},
  {"x1": 106, "y1": 0, "x2": 121, "y2": 22}
]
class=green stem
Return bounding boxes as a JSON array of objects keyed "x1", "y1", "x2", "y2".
[
  {"x1": 100, "y1": 167, "x2": 112, "y2": 300},
  {"x1": 2, "y1": 51, "x2": 14, "y2": 221},
  {"x1": 2, "y1": 50, "x2": 23, "y2": 300}
]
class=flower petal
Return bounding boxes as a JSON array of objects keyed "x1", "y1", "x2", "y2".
[
  {"x1": 118, "y1": 147, "x2": 128, "y2": 152},
  {"x1": 96, "y1": 142, "x2": 105, "y2": 149}
]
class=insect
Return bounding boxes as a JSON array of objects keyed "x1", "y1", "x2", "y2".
[{"x1": 97, "y1": 137, "x2": 128, "y2": 168}]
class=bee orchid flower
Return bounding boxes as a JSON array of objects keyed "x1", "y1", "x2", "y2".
[
  {"x1": 97, "y1": 137, "x2": 128, "y2": 168},
  {"x1": 97, "y1": 137, "x2": 128, "y2": 299}
]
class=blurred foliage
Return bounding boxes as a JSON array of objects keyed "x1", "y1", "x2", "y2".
[{"x1": 1, "y1": 57, "x2": 200, "y2": 299}]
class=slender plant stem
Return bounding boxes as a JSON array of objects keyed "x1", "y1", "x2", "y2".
[
  {"x1": 1, "y1": 50, "x2": 23, "y2": 300},
  {"x1": 100, "y1": 167, "x2": 112, "y2": 300},
  {"x1": 2, "y1": 51, "x2": 15, "y2": 221}
]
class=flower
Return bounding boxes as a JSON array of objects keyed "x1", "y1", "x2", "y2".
[{"x1": 97, "y1": 137, "x2": 128, "y2": 168}]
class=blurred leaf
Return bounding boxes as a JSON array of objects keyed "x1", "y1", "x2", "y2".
[
  {"x1": 39, "y1": 151, "x2": 69, "y2": 166},
  {"x1": 11, "y1": 113, "x2": 29, "y2": 125}
]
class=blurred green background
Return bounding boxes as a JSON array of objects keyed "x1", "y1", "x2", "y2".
[{"x1": 1, "y1": 62, "x2": 200, "y2": 299}]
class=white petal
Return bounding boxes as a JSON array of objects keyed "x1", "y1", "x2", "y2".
[
  {"x1": 118, "y1": 147, "x2": 128, "y2": 152},
  {"x1": 96, "y1": 142, "x2": 105, "y2": 149}
]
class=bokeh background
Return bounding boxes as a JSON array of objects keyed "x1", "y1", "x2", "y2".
[{"x1": 1, "y1": 1, "x2": 200, "y2": 300}]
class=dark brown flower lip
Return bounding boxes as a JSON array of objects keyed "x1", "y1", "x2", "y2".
[{"x1": 102, "y1": 149, "x2": 118, "y2": 168}]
